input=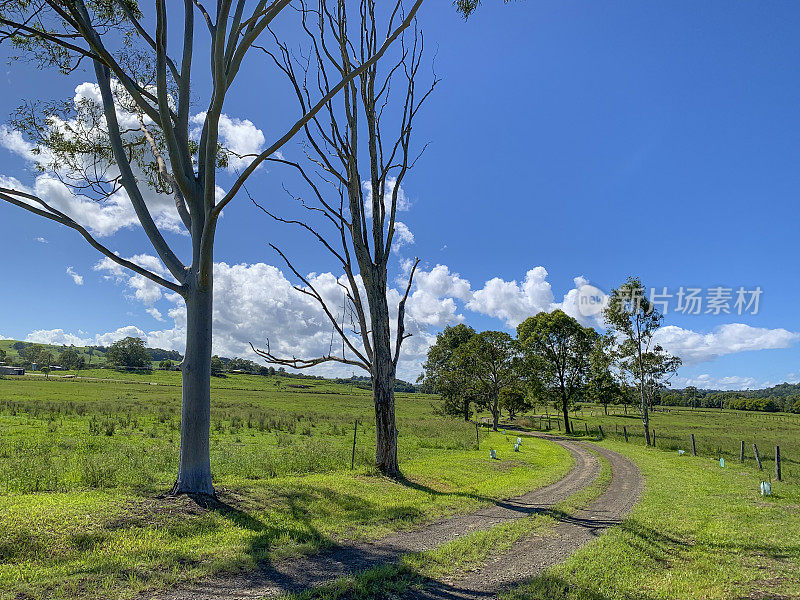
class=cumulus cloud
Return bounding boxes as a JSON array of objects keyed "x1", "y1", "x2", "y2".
[
  {"x1": 653, "y1": 323, "x2": 800, "y2": 366},
  {"x1": 36, "y1": 237, "x2": 48, "y2": 244},
  {"x1": 466, "y1": 267, "x2": 556, "y2": 328},
  {"x1": 66, "y1": 267, "x2": 84, "y2": 286},
  {"x1": 17, "y1": 254, "x2": 800, "y2": 382},
  {"x1": 414, "y1": 264, "x2": 472, "y2": 301}
]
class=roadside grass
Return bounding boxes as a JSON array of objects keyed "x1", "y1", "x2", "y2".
[
  {"x1": 503, "y1": 438, "x2": 800, "y2": 600},
  {"x1": 288, "y1": 451, "x2": 613, "y2": 600},
  {"x1": 0, "y1": 374, "x2": 572, "y2": 599}
]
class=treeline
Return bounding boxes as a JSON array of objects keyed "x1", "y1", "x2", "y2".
[
  {"x1": 420, "y1": 277, "x2": 682, "y2": 445},
  {"x1": 660, "y1": 384, "x2": 800, "y2": 413}
]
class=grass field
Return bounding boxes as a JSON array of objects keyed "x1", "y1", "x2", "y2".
[
  {"x1": 0, "y1": 372, "x2": 572, "y2": 600},
  {"x1": 555, "y1": 404, "x2": 800, "y2": 480}
]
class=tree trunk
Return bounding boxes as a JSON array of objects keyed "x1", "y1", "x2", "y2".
[
  {"x1": 373, "y1": 366, "x2": 399, "y2": 476},
  {"x1": 491, "y1": 396, "x2": 500, "y2": 431},
  {"x1": 370, "y1": 289, "x2": 399, "y2": 477},
  {"x1": 636, "y1": 322, "x2": 651, "y2": 447},
  {"x1": 561, "y1": 394, "x2": 571, "y2": 434},
  {"x1": 173, "y1": 284, "x2": 214, "y2": 495},
  {"x1": 604, "y1": 403, "x2": 608, "y2": 416}
]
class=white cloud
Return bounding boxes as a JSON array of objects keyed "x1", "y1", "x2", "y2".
[
  {"x1": 94, "y1": 254, "x2": 170, "y2": 305},
  {"x1": 467, "y1": 267, "x2": 556, "y2": 328},
  {"x1": 191, "y1": 113, "x2": 265, "y2": 172},
  {"x1": 36, "y1": 237, "x2": 48, "y2": 244},
  {"x1": 672, "y1": 373, "x2": 770, "y2": 391},
  {"x1": 25, "y1": 329, "x2": 89, "y2": 346},
  {"x1": 146, "y1": 307, "x2": 164, "y2": 321},
  {"x1": 414, "y1": 264, "x2": 472, "y2": 301},
  {"x1": 66, "y1": 266, "x2": 84, "y2": 286},
  {"x1": 393, "y1": 221, "x2": 415, "y2": 250},
  {"x1": 24, "y1": 326, "x2": 147, "y2": 347},
  {"x1": 363, "y1": 177, "x2": 412, "y2": 218},
  {"x1": 654, "y1": 323, "x2": 800, "y2": 366}
]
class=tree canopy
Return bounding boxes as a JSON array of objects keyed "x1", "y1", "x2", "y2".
[
  {"x1": 105, "y1": 337, "x2": 151, "y2": 369},
  {"x1": 517, "y1": 309, "x2": 597, "y2": 434}
]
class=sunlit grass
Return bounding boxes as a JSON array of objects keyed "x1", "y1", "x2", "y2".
[{"x1": 0, "y1": 374, "x2": 572, "y2": 599}]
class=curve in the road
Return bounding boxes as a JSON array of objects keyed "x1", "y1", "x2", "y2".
[
  {"x1": 154, "y1": 436, "x2": 641, "y2": 600},
  {"x1": 407, "y1": 438, "x2": 644, "y2": 599}
]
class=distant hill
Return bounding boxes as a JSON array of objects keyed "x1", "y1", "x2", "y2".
[
  {"x1": 0, "y1": 339, "x2": 180, "y2": 368},
  {"x1": 0, "y1": 338, "x2": 420, "y2": 391}
]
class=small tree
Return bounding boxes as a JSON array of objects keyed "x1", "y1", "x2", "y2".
[
  {"x1": 464, "y1": 331, "x2": 518, "y2": 431},
  {"x1": 420, "y1": 325, "x2": 478, "y2": 421},
  {"x1": 499, "y1": 388, "x2": 531, "y2": 420},
  {"x1": 210, "y1": 355, "x2": 225, "y2": 376},
  {"x1": 106, "y1": 337, "x2": 151, "y2": 370},
  {"x1": 517, "y1": 310, "x2": 596, "y2": 435},
  {"x1": 603, "y1": 276, "x2": 681, "y2": 446},
  {"x1": 20, "y1": 343, "x2": 46, "y2": 368},
  {"x1": 159, "y1": 360, "x2": 174, "y2": 370},
  {"x1": 58, "y1": 347, "x2": 82, "y2": 370}
]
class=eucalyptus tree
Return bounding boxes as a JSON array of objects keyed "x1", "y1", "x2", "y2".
[
  {"x1": 248, "y1": 0, "x2": 432, "y2": 476},
  {"x1": 517, "y1": 309, "x2": 596, "y2": 435},
  {"x1": 603, "y1": 276, "x2": 681, "y2": 446},
  {"x1": 0, "y1": 1, "x2": 421, "y2": 494},
  {"x1": 464, "y1": 330, "x2": 518, "y2": 431},
  {"x1": 420, "y1": 324, "x2": 478, "y2": 421}
]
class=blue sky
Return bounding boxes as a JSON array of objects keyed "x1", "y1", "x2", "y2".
[{"x1": 1, "y1": 0, "x2": 798, "y2": 388}]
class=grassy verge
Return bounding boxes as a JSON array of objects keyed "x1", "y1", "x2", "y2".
[
  {"x1": 288, "y1": 449, "x2": 613, "y2": 600},
  {"x1": 0, "y1": 375, "x2": 573, "y2": 600},
  {"x1": 504, "y1": 438, "x2": 800, "y2": 600}
]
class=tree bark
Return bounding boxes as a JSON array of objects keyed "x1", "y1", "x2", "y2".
[
  {"x1": 373, "y1": 369, "x2": 399, "y2": 476},
  {"x1": 370, "y1": 287, "x2": 400, "y2": 477},
  {"x1": 561, "y1": 395, "x2": 571, "y2": 434},
  {"x1": 173, "y1": 282, "x2": 214, "y2": 495}
]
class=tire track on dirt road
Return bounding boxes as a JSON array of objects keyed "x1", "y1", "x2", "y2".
[{"x1": 153, "y1": 436, "x2": 606, "y2": 600}]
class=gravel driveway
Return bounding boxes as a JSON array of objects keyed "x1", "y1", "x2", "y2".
[{"x1": 151, "y1": 435, "x2": 641, "y2": 600}]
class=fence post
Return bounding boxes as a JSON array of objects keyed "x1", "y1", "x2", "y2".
[
  {"x1": 753, "y1": 443, "x2": 763, "y2": 470},
  {"x1": 585, "y1": 422, "x2": 589, "y2": 437},
  {"x1": 623, "y1": 426, "x2": 628, "y2": 442},
  {"x1": 775, "y1": 445, "x2": 782, "y2": 481},
  {"x1": 691, "y1": 434, "x2": 697, "y2": 456},
  {"x1": 740, "y1": 440, "x2": 745, "y2": 463},
  {"x1": 598, "y1": 425, "x2": 604, "y2": 439},
  {"x1": 351, "y1": 419, "x2": 358, "y2": 470},
  {"x1": 476, "y1": 421, "x2": 479, "y2": 449}
]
